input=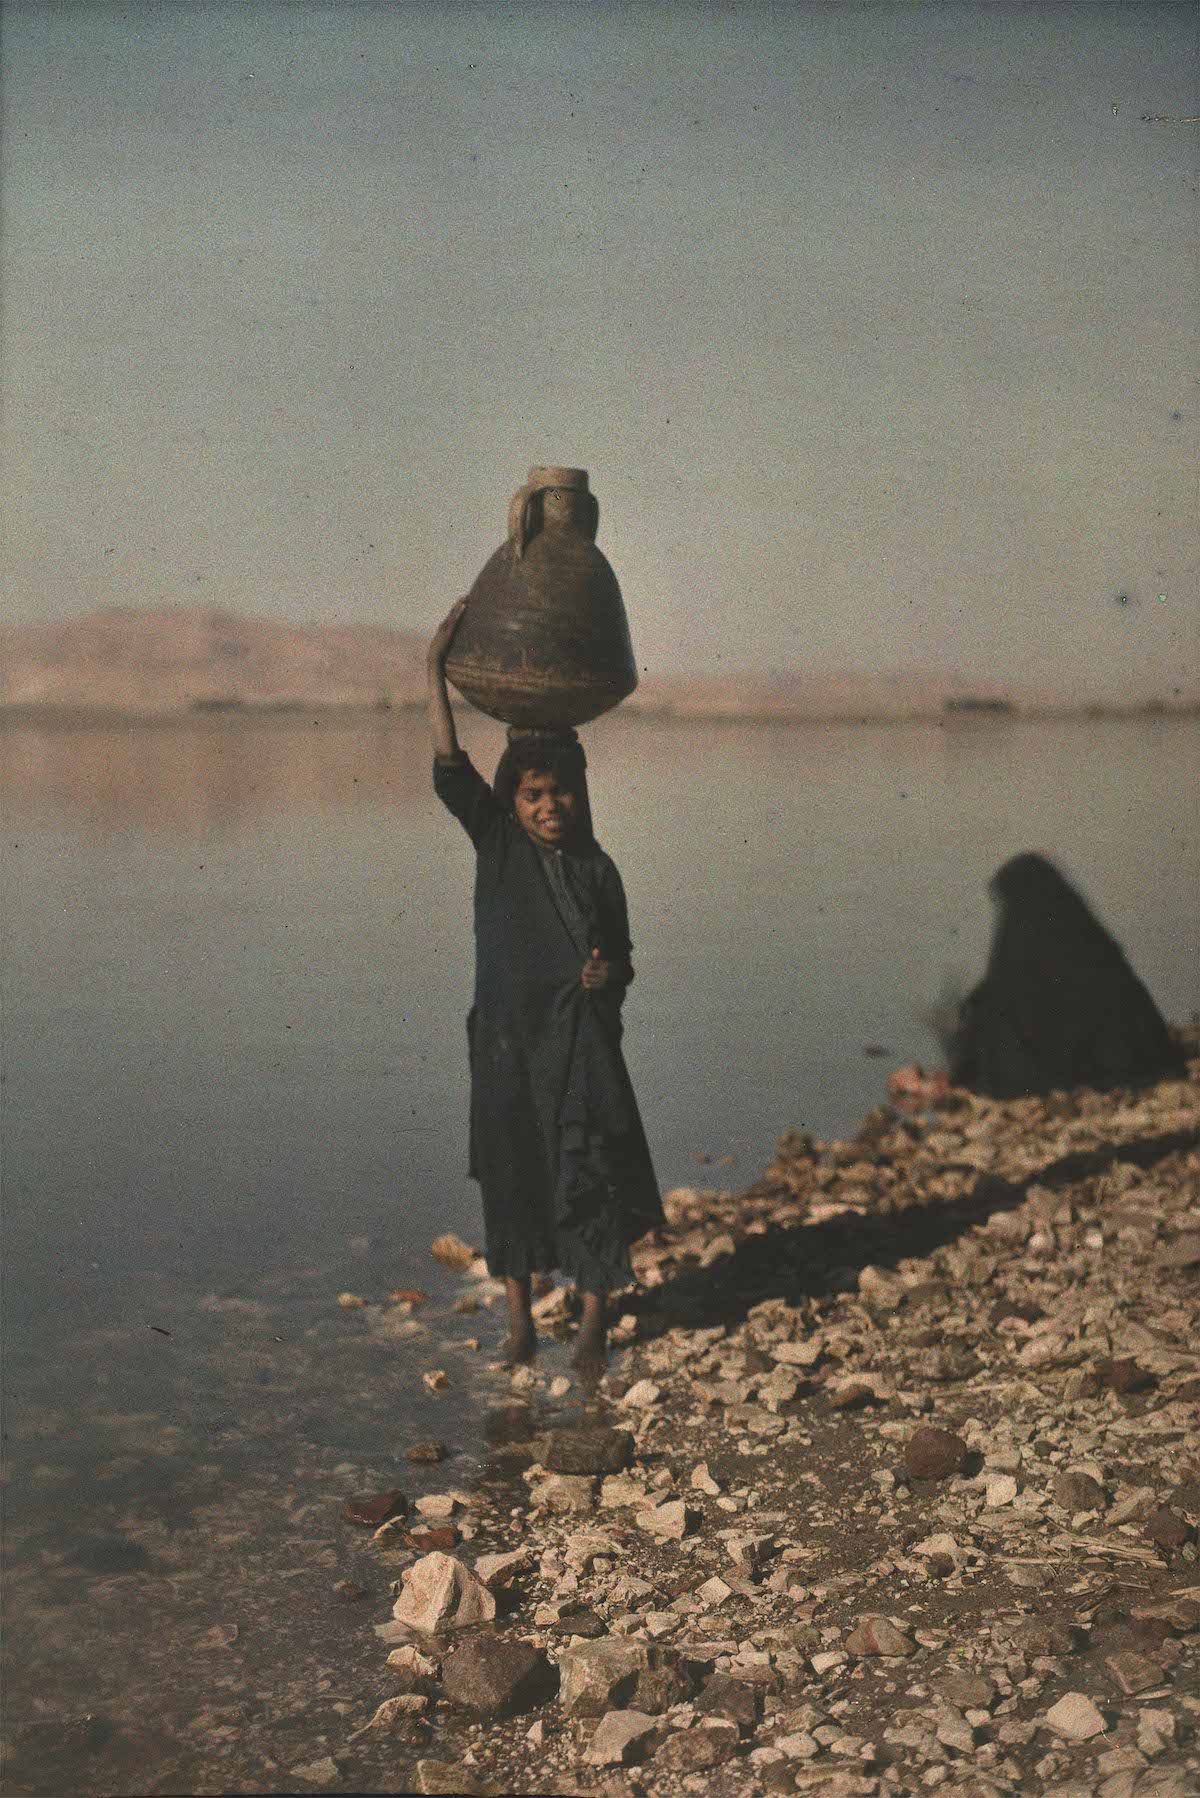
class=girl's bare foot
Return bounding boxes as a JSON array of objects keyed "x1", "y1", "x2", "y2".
[
  {"x1": 571, "y1": 1292, "x2": 607, "y2": 1380},
  {"x1": 502, "y1": 1276, "x2": 536, "y2": 1367},
  {"x1": 501, "y1": 1321, "x2": 537, "y2": 1366}
]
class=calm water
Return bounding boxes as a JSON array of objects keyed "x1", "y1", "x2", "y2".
[
  {"x1": 2, "y1": 708, "x2": 1198, "y2": 1793},
  {"x1": 4, "y1": 709, "x2": 1198, "y2": 1330}
]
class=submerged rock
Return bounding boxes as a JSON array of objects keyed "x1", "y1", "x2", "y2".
[{"x1": 343, "y1": 1489, "x2": 407, "y2": 1527}]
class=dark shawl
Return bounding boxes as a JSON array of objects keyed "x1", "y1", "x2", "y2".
[
  {"x1": 949, "y1": 852, "x2": 1186, "y2": 1099},
  {"x1": 433, "y1": 751, "x2": 662, "y2": 1291}
]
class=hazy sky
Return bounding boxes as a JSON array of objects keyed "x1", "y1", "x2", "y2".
[{"x1": 2, "y1": 0, "x2": 1197, "y2": 698}]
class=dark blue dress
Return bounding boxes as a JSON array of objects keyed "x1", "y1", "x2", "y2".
[{"x1": 434, "y1": 753, "x2": 662, "y2": 1292}]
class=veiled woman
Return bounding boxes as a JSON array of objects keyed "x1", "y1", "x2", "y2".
[{"x1": 949, "y1": 852, "x2": 1186, "y2": 1099}]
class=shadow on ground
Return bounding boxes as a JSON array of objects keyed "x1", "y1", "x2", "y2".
[{"x1": 628, "y1": 1127, "x2": 1199, "y2": 1340}]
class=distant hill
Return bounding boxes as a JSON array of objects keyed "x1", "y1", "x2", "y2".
[
  {"x1": 0, "y1": 606, "x2": 429, "y2": 715},
  {"x1": 0, "y1": 605, "x2": 1189, "y2": 722}
]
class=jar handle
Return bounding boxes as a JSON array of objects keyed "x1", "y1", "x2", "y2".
[
  {"x1": 507, "y1": 481, "x2": 537, "y2": 559},
  {"x1": 507, "y1": 482, "x2": 599, "y2": 558}
]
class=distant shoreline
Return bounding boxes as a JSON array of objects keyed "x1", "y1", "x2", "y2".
[{"x1": 2, "y1": 698, "x2": 1197, "y2": 730}]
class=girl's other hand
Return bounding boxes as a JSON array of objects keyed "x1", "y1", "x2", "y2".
[
  {"x1": 581, "y1": 948, "x2": 611, "y2": 990},
  {"x1": 428, "y1": 597, "x2": 468, "y2": 667}
]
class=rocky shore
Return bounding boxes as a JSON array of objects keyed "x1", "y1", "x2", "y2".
[
  {"x1": 333, "y1": 1052, "x2": 1200, "y2": 1798},
  {"x1": 4, "y1": 1054, "x2": 1197, "y2": 1797}
]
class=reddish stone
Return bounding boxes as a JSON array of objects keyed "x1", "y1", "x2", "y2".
[
  {"x1": 1096, "y1": 1358, "x2": 1155, "y2": 1395},
  {"x1": 343, "y1": 1489, "x2": 407, "y2": 1527},
  {"x1": 903, "y1": 1425, "x2": 968, "y2": 1481},
  {"x1": 408, "y1": 1525, "x2": 459, "y2": 1553},
  {"x1": 1144, "y1": 1506, "x2": 1192, "y2": 1553}
]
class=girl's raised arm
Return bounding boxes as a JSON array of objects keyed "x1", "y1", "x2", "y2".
[{"x1": 427, "y1": 598, "x2": 468, "y2": 760}]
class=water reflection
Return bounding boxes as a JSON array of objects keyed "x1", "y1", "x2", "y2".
[{"x1": 1, "y1": 708, "x2": 437, "y2": 834}]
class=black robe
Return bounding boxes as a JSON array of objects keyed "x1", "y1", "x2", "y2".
[
  {"x1": 949, "y1": 853, "x2": 1186, "y2": 1099},
  {"x1": 434, "y1": 752, "x2": 662, "y2": 1291}
]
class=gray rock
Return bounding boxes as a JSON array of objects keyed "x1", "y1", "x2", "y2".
[
  {"x1": 558, "y1": 1640, "x2": 648, "y2": 1716},
  {"x1": 1054, "y1": 1470, "x2": 1107, "y2": 1511},
  {"x1": 441, "y1": 1636, "x2": 558, "y2": 1717},
  {"x1": 653, "y1": 1721, "x2": 740, "y2": 1771},
  {"x1": 934, "y1": 1670, "x2": 995, "y2": 1710},
  {"x1": 349, "y1": 1694, "x2": 429, "y2": 1739},
  {"x1": 557, "y1": 1640, "x2": 694, "y2": 1717},
  {"x1": 1011, "y1": 1617, "x2": 1082, "y2": 1657},
  {"x1": 1105, "y1": 1651, "x2": 1165, "y2": 1696},
  {"x1": 531, "y1": 1473, "x2": 598, "y2": 1516},
  {"x1": 1144, "y1": 1505, "x2": 1192, "y2": 1552},
  {"x1": 695, "y1": 1672, "x2": 762, "y2": 1730},
  {"x1": 413, "y1": 1760, "x2": 490, "y2": 1796},
  {"x1": 290, "y1": 1759, "x2": 340, "y2": 1788},
  {"x1": 540, "y1": 1426, "x2": 636, "y2": 1475}
]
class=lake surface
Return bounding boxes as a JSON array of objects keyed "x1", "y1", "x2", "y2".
[
  {"x1": 4, "y1": 710, "x2": 1198, "y2": 1317},
  {"x1": 2, "y1": 708, "x2": 1198, "y2": 1792}
]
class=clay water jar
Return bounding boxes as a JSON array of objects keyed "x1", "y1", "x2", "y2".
[{"x1": 445, "y1": 466, "x2": 638, "y2": 728}]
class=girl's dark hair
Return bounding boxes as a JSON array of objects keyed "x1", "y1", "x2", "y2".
[{"x1": 492, "y1": 730, "x2": 594, "y2": 841}]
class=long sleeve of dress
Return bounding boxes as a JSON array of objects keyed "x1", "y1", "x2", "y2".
[{"x1": 433, "y1": 753, "x2": 501, "y2": 850}]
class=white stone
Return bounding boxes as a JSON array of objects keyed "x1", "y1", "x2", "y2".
[
  {"x1": 391, "y1": 1552, "x2": 496, "y2": 1632},
  {"x1": 620, "y1": 1380, "x2": 662, "y2": 1408},
  {"x1": 473, "y1": 1547, "x2": 532, "y2": 1589},
  {"x1": 350, "y1": 1694, "x2": 428, "y2": 1738},
  {"x1": 414, "y1": 1493, "x2": 457, "y2": 1518},
  {"x1": 984, "y1": 1474, "x2": 1019, "y2": 1508},
  {"x1": 1044, "y1": 1691, "x2": 1106, "y2": 1741},
  {"x1": 776, "y1": 1731, "x2": 821, "y2": 1760},
  {"x1": 635, "y1": 1500, "x2": 698, "y2": 1540},
  {"x1": 935, "y1": 1705, "x2": 976, "y2": 1754},
  {"x1": 584, "y1": 1709, "x2": 657, "y2": 1765},
  {"x1": 690, "y1": 1462, "x2": 722, "y2": 1495},
  {"x1": 1136, "y1": 1710, "x2": 1176, "y2": 1758},
  {"x1": 290, "y1": 1758, "x2": 339, "y2": 1787},
  {"x1": 696, "y1": 1575, "x2": 733, "y2": 1608},
  {"x1": 386, "y1": 1644, "x2": 439, "y2": 1678},
  {"x1": 911, "y1": 1532, "x2": 963, "y2": 1566}
]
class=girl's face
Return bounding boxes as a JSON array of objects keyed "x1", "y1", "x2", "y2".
[{"x1": 513, "y1": 769, "x2": 579, "y2": 849}]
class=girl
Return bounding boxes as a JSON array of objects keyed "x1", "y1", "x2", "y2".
[{"x1": 427, "y1": 599, "x2": 662, "y2": 1375}]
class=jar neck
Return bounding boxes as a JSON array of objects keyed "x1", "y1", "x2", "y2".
[{"x1": 540, "y1": 486, "x2": 591, "y2": 529}]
